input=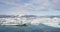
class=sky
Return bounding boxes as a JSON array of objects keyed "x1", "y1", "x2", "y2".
[{"x1": 0, "y1": 0, "x2": 60, "y2": 16}]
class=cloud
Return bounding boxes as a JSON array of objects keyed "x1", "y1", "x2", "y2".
[
  {"x1": 0, "y1": 0, "x2": 60, "y2": 15},
  {"x1": 0, "y1": 0, "x2": 50, "y2": 11},
  {"x1": 9, "y1": 0, "x2": 50, "y2": 12},
  {"x1": 49, "y1": 0, "x2": 60, "y2": 10},
  {"x1": 0, "y1": 0, "x2": 60, "y2": 10}
]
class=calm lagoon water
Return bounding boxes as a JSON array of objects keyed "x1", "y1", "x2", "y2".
[{"x1": 0, "y1": 24, "x2": 60, "y2": 32}]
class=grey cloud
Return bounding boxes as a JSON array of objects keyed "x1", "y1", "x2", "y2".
[
  {"x1": 0, "y1": 0, "x2": 60, "y2": 14},
  {"x1": 49, "y1": 0, "x2": 60, "y2": 10}
]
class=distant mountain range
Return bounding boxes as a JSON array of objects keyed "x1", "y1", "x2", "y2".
[
  {"x1": 0, "y1": 15, "x2": 17, "y2": 18},
  {"x1": 0, "y1": 15, "x2": 60, "y2": 18}
]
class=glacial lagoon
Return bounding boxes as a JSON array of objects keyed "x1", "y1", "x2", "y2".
[
  {"x1": 0, "y1": 24, "x2": 60, "y2": 32},
  {"x1": 0, "y1": 15, "x2": 60, "y2": 32}
]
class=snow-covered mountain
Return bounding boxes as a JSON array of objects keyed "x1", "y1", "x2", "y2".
[{"x1": 0, "y1": 15, "x2": 60, "y2": 28}]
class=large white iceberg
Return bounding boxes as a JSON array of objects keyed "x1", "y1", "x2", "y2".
[{"x1": 0, "y1": 15, "x2": 60, "y2": 28}]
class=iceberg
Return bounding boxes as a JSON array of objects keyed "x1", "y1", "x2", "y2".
[{"x1": 0, "y1": 15, "x2": 60, "y2": 28}]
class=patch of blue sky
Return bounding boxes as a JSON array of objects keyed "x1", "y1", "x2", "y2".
[
  {"x1": 30, "y1": 3, "x2": 39, "y2": 9},
  {"x1": 26, "y1": 8, "x2": 60, "y2": 16},
  {"x1": 48, "y1": 0, "x2": 53, "y2": 4},
  {"x1": 48, "y1": 0, "x2": 53, "y2": 2},
  {"x1": 20, "y1": 0, "x2": 30, "y2": 4},
  {"x1": 0, "y1": 5, "x2": 12, "y2": 11},
  {"x1": 26, "y1": 11, "x2": 48, "y2": 16},
  {"x1": 0, "y1": 2, "x2": 13, "y2": 10},
  {"x1": 46, "y1": 9, "x2": 60, "y2": 15},
  {"x1": 0, "y1": 2, "x2": 6, "y2": 5}
]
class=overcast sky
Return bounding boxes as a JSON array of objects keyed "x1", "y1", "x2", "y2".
[{"x1": 0, "y1": 0, "x2": 60, "y2": 16}]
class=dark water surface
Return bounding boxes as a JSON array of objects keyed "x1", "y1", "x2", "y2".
[{"x1": 0, "y1": 24, "x2": 60, "y2": 32}]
